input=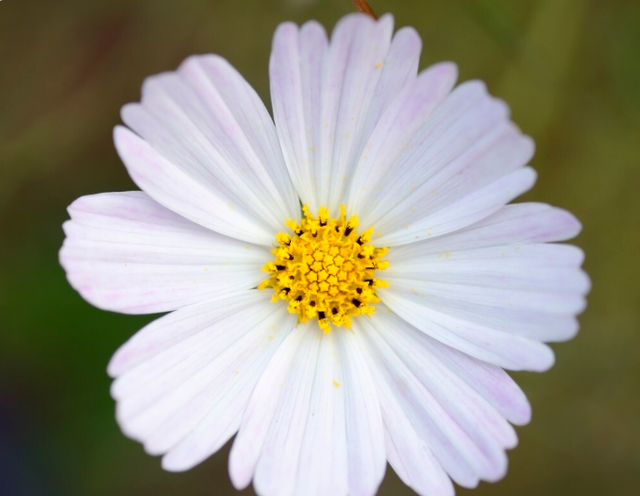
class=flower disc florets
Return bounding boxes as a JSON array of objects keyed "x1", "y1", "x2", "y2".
[{"x1": 260, "y1": 205, "x2": 389, "y2": 332}]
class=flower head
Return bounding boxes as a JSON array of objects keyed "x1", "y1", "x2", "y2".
[{"x1": 60, "y1": 13, "x2": 588, "y2": 496}]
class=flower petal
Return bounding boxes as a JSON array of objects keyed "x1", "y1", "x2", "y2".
[
  {"x1": 379, "y1": 287, "x2": 555, "y2": 371},
  {"x1": 334, "y1": 326, "x2": 387, "y2": 496},
  {"x1": 114, "y1": 127, "x2": 273, "y2": 245},
  {"x1": 350, "y1": 79, "x2": 536, "y2": 246},
  {"x1": 376, "y1": 167, "x2": 537, "y2": 247},
  {"x1": 356, "y1": 310, "x2": 523, "y2": 489},
  {"x1": 379, "y1": 204, "x2": 588, "y2": 370},
  {"x1": 230, "y1": 324, "x2": 386, "y2": 496},
  {"x1": 417, "y1": 334, "x2": 532, "y2": 427},
  {"x1": 270, "y1": 14, "x2": 422, "y2": 213},
  {"x1": 108, "y1": 291, "x2": 296, "y2": 471},
  {"x1": 389, "y1": 202, "x2": 583, "y2": 255},
  {"x1": 116, "y1": 53, "x2": 299, "y2": 245},
  {"x1": 347, "y1": 62, "x2": 458, "y2": 215},
  {"x1": 228, "y1": 324, "x2": 309, "y2": 492},
  {"x1": 383, "y1": 427, "x2": 454, "y2": 496},
  {"x1": 60, "y1": 192, "x2": 270, "y2": 314}
]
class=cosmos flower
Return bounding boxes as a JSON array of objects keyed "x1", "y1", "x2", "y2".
[{"x1": 59, "y1": 13, "x2": 589, "y2": 496}]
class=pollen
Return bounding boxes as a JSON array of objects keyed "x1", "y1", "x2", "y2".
[{"x1": 259, "y1": 205, "x2": 389, "y2": 333}]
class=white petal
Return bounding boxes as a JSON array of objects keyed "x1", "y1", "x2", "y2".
[
  {"x1": 376, "y1": 167, "x2": 537, "y2": 246},
  {"x1": 349, "y1": 78, "x2": 536, "y2": 245},
  {"x1": 270, "y1": 14, "x2": 422, "y2": 213},
  {"x1": 356, "y1": 311, "x2": 520, "y2": 488},
  {"x1": 108, "y1": 291, "x2": 296, "y2": 471},
  {"x1": 334, "y1": 326, "x2": 387, "y2": 496},
  {"x1": 114, "y1": 127, "x2": 273, "y2": 244},
  {"x1": 161, "y1": 312, "x2": 298, "y2": 470},
  {"x1": 389, "y1": 202, "x2": 583, "y2": 257},
  {"x1": 414, "y1": 335, "x2": 532, "y2": 426},
  {"x1": 371, "y1": 311, "x2": 518, "y2": 450},
  {"x1": 356, "y1": 318, "x2": 478, "y2": 488},
  {"x1": 384, "y1": 427, "x2": 454, "y2": 496},
  {"x1": 60, "y1": 192, "x2": 270, "y2": 314},
  {"x1": 291, "y1": 330, "x2": 346, "y2": 496},
  {"x1": 116, "y1": 53, "x2": 299, "y2": 245},
  {"x1": 379, "y1": 287, "x2": 555, "y2": 372},
  {"x1": 269, "y1": 20, "x2": 327, "y2": 212},
  {"x1": 230, "y1": 325, "x2": 386, "y2": 496},
  {"x1": 347, "y1": 62, "x2": 458, "y2": 215},
  {"x1": 383, "y1": 203, "x2": 589, "y2": 347},
  {"x1": 388, "y1": 243, "x2": 587, "y2": 301},
  {"x1": 232, "y1": 324, "x2": 326, "y2": 496},
  {"x1": 228, "y1": 324, "x2": 309, "y2": 492}
]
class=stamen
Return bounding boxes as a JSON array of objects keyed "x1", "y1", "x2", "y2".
[{"x1": 259, "y1": 205, "x2": 389, "y2": 333}]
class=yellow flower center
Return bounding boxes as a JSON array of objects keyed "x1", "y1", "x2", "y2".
[{"x1": 259, "y1": 205, "x2": 389, "y2": 333}]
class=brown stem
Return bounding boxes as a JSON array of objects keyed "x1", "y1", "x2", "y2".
[{"x1": 351, "y1": 0, "x2": 378, "y2": 20}]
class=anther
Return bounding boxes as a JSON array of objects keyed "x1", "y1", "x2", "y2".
[
  {"x1": 260, "y1": 205, "x2": 388, "y2": 332},
  {"x1": 277, "y1": 233, "x2": 292, "y2": 246}
]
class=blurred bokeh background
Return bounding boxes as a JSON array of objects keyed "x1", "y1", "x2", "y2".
[{"x1": 1, "y1": 0, "x2": 639, "y2": 495}]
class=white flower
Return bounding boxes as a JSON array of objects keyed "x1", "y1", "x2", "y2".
[{"x1": 59, "y1": 13, "x2": 589, "y2": 496}]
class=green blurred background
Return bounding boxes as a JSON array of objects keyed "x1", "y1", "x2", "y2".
[{"x1": 1, "y1": 0, "x2": 639, "y2": 495}]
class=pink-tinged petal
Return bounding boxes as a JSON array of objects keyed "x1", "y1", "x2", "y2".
[
  {"x1": 419, "y1": 337, "x2": 532, "y2": 426},
  {"x1": 379, "y1": 287, "x2": 556, "y2": 372},
  {"x1": 356, "y1": 310, "x2": 526, "y2": 489},
  {"x1": 230, "y1": 324, "x2": 386, "y2": 496},
  {"x1": 252, "y1": 326, "x2": 348, "y2": 496},
  {"x1": 383, "y1": 203, "x2": 589, "y2": 349},
  {"x1": 356, "y1": 318, "x2": 482, "y2": 488},
  {"x1": 376, "y1": 167, "x2": 538, "y2": 246},
  {"x1": 108, "y1": 291, "x2": 272, "y2": 378},
  {"x1": 60, "y1": 192, "x2": 270, "y2": 315},
  {"x1": 349, "y1": 78, "x2": 536, "y2": 245},
  {"x1": 347, "y1": 62, "x2": 458, "y2": 214},
  {"x1": 269, "y1": 20, "x2": 328, "y2": 212},
  {"x1": 384, "y1": 424, "x2": 454, "y2": 496},
  {"x1": 288, "y1": 331, "x2": 345, "y2": 496},
  {"x1": 334, "y1": 327, "x2": 387, "y2": 496},
  {"x1": 270, "y1": 14, "x2": 422, "y2": 213},
  {"x1": 116, "y1": 53, "x2": 299, "y2": 244},
  {"x1": 114, "y1": 127, "x2": 274, "y2": 245},
  {"x1": 108, "y1": 291, "x2": 296, "y2": 470},
  {"x1": 372, "y1": 312, "x2": 519, "y2": 451},
  {"x1": 389, "y1": 203, "x2": 583, "y2": 257},
  {"x1": 228, "y1": 325, "x2": 308, "y2": 492}
]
